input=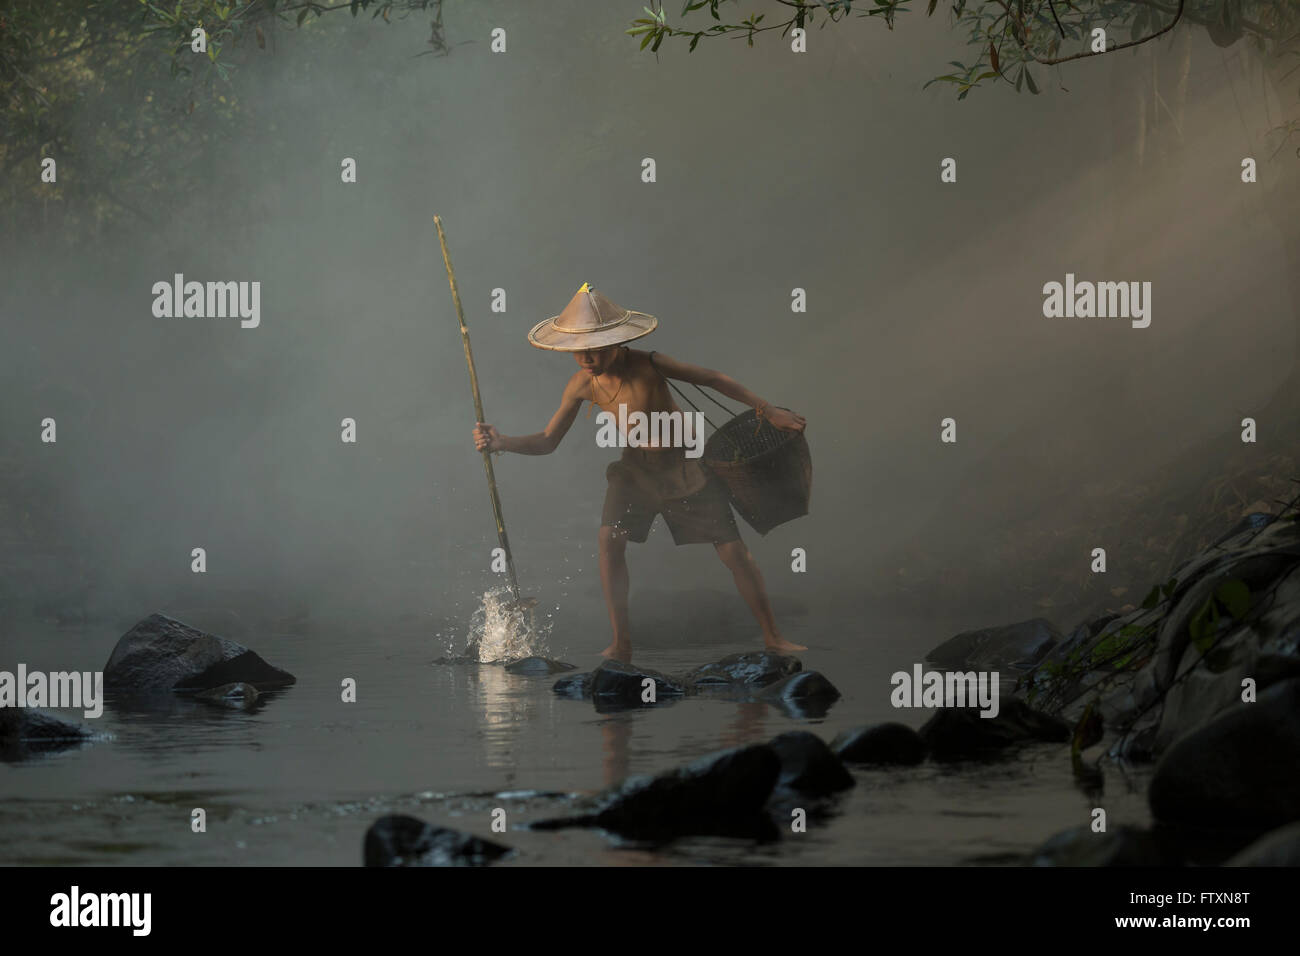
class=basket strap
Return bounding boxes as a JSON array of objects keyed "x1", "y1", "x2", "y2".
[
  {"x1": 647, "y1": 352, "x2": 747, "y2": 418},
  {"x1": 647, "y1": 352, "x2": 718, "y2": 430},
  {"x1": 648, "y1": 352, "x2": 755, "y2": 458}
]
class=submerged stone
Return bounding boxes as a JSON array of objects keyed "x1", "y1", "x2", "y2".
[
  {"x1": 767, "y1": 731, "x2": 854, "y2": 795},
  {"x1": 1030, "y1": 825, "x2": 1176, "y2": 866},
  {"x1": 685, "y1": 652, "x2": 801, "y2": 688},
  {"x1": 363, "y1": 814, "x2": 512, "y2": 867},
  {"x1": 194, "y1": 682, "x2": 260, "y2": 710},
  {"x1": 919, "y1": 698, "x2": 1069, "y2": 761},
  {"x1": 504, "y1": 657, "x2": 577, "y2": 676},
  {"x1": 758, "y1": 671, "x2": 841, "y2": 717},
  {"x1": 1226, "y1": 822, "x2": 1300, "y2": 866},
  {"x1": 588, "y1": 743, "x2": 781, "y2": 841},
  {"x1": 0, "y1": 707, "x2": 92, "y2": 761},
  {"x1": 551, "y1": 671, "x2": 592, "y2": 699},
  {"x1": 589, "y1": 659, "x2": 686, "y2": 705},
  {"x1": 831, "y1": 723, "x2": 927, "y2": 766}
]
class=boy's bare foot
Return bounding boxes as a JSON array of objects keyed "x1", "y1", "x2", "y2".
[
  {"x1": 764, "y1": 637, "x2": 807, "y2": 653},
  {"x1": 600, "y1": 641, "x2": 632, "y2": 662}
]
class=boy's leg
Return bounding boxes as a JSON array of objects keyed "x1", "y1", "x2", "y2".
[
  {"x1": 714, "y1": 538, "x2": 807, "y2": 653},
  {"x1": 598, "y1": 524, "x2": 633, "y2": 661}
]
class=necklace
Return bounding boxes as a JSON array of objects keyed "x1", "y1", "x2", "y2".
[{"x1": 589, "y1": 347, "x2": 627, "y2": 409}]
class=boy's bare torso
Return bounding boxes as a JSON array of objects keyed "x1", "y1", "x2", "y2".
[{"x1": 566, "y1": 347, "x2": 681, "y2": 450}]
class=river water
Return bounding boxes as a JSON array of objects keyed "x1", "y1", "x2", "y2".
[{"x1": 1, "y1": 598, "x2": 1153, "y2": 866}]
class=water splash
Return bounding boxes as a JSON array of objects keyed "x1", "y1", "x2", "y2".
[{"x1": 462, "y1": 586, "x2": 552, "y2": 663}]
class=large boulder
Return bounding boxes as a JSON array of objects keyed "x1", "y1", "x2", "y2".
[
  {"x1": 831, "y1": 723, "x2": 927, "y2": 766},
  {"x1": 684, "y1": 652, "x2": 801, "y2": 689},
  {"x1": 1149, "y1": 677, "x2": 1300, "y2": 835},
  {"x1": 920, "y1": 697, "x2": 1070, "y2": 760},
  {"x1": 363, "y1": 815, "x2": 512, "y2": 867},
  {"x1": 104, "y1": 613, "x2": 295, "y2": 695},
  {"x1": 0, "y1": 707, "x2": 92, "y2": 760},
  {"x1": 927, "y1": 618, "x2": 1062, "y2": 674}
]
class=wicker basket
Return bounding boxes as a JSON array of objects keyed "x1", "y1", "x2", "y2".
[{"x1": 703, "y1": 408, "x2": 812, "y2": 535}]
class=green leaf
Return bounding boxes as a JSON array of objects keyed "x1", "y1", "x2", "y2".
[
  {"x1": 298, "y1": 8, "x2": 310, "y2": 25},
  {"x1": 1024, "y1": 68, "x2": 1039, "y2": 94},
  {"x1": 689, "y1": 32, "x2": 701, "y2": 51},
  {"x1": 640, "y1": 30, "x2": 654, "y2": 49},
  {"x1": 1215, "y1": 579, "x2": 1251, "y2": 619},
  {"x1": 1015, "y1": 65, "x2": 1024, "y2": 91}
]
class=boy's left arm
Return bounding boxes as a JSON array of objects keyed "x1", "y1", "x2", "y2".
[{"x1": 649, "y1": 352, "x2": 807, "y2": 432}]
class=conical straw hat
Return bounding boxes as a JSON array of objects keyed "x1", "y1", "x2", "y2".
[{"x1": 527, "y1": 283, "x2": 657, "y2": 351}]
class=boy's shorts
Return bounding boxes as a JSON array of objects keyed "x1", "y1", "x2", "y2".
[{"x1": 601, "y1": 446, "x2": 740, "y2": 545}]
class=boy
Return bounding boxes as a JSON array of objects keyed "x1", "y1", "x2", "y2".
[{"x1": 472, "y1": 283, "x2": 807, "y2": 662}]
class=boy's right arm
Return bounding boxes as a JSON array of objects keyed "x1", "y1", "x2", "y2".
[{"x1": 472, "y1": 373, "x2": 586, "y2": 456}]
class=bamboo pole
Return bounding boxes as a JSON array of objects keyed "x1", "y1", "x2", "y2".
[{"x1": 434, "y1": 215, "x2": 527, "y2": 607}]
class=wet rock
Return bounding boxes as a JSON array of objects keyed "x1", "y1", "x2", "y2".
[
  {"x1": 927, "y1": 618, "x2": 1062, "y2": 674},
  {"x1": 589, "y1": 659, "x2": 686, "y2": 705},
  {"x1": 0, "y1": 706, "x2": 92, "y2": 759},
  {"x1": 758, "y1": 671, "x2": 841, "y2": 718},
  {"x1": 767, "y1": 731, "x2": 854, "y2": 795},
  {"x1": 684, "y1": 652, "x2": 801, "y2": 688},
  {"x1": 919, "y1": 697, "x2": 1070, "y2": 760},
  {"x1": 194, "y1": 682, "x2": 260, "y2": 710},
  {"x1": 504, "y1": 657, "x2": 576, "y2": 676},
  {"x1": 1149, "y1": 677, "x2": 1300, "y2": 834},
  {"x1": 1029, "y1": 825, "x2": 1176, "y2": 866},
  {"x1": 1149, "y1": 550, "x2": 1300, "y2": 694},
  {"x1": 586, "y1": 743, "x2": 781, "y2": 841},
  {"x1": 551, "y1": 670, "x2": 592, "y2": 699},
  {"x1": 831, "y1": 723, "x2": 927, "y2": 766},
  {"x1": 363, "y1": 814, "x2": 512, "y2": 867},
  {"x1": 104, "y1": 613, "x2": 295, "y2": 695},
  {"x1": 162, "y1": 607, "x2": 250, "y2": 640},
  {"x1": 1225, "y1": 822, "x2": 1300, "y2": 866}
]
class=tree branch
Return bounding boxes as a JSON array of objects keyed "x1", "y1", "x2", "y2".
[{"x1": 1010, "y1": 0, "x2": 1184, "y2": 66}]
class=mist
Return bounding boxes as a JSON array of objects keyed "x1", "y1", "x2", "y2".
[{"x1": 2, "y1": 1, "x2": 1293, "y2": 657}]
